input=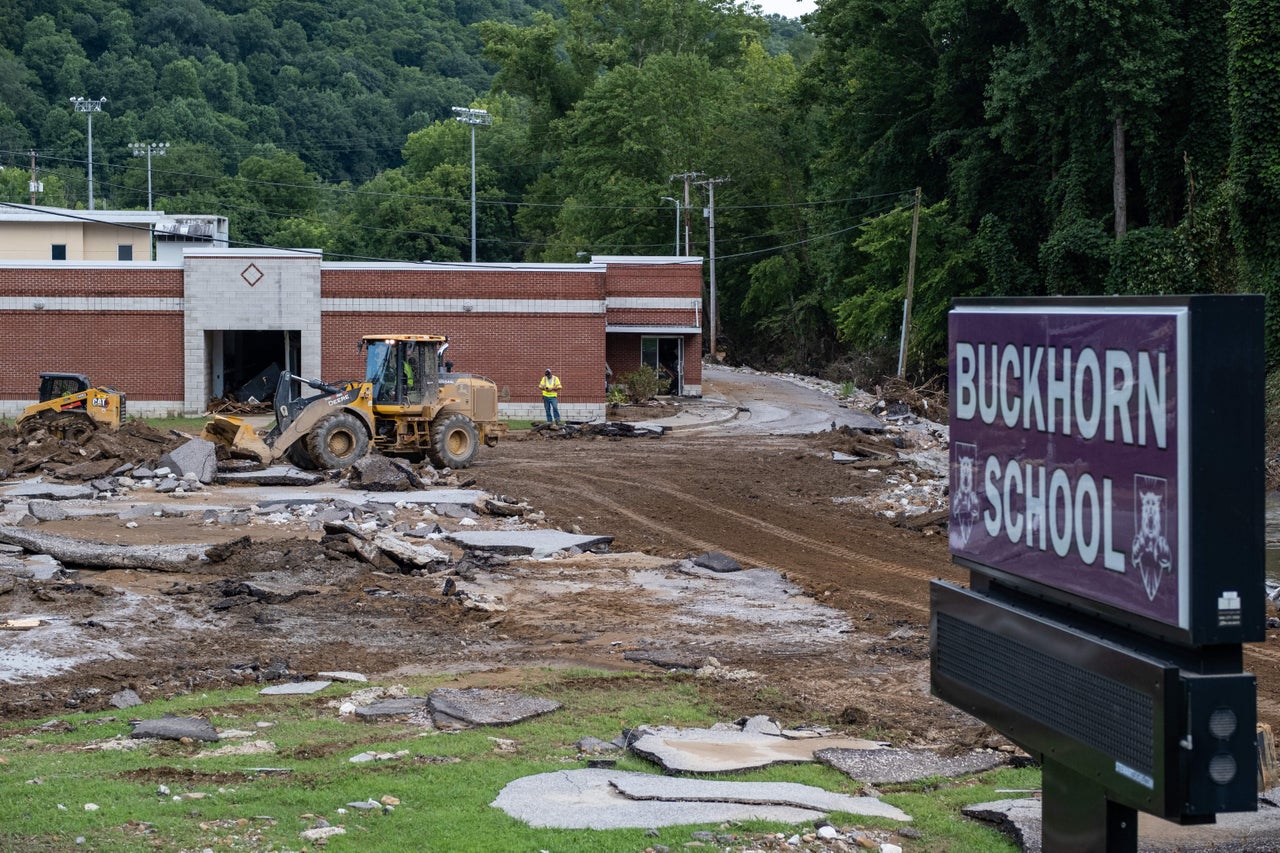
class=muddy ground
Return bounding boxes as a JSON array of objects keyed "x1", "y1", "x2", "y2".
[{"x1": 2, "y1": 367, "x2": 1278, "y2": 760}]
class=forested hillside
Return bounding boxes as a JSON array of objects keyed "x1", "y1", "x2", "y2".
[{"x1": 1, "y1": 0, "x2": 1277, "y2": 382}]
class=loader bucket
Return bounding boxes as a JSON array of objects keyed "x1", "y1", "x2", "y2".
[{"x1": 201, "y1": 415, "x2": 273, "y2": 464}]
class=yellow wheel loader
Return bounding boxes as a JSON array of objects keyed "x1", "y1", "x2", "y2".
[
  {"x1": 15, "y1": 373, "x2": 126, "y2": 442},
  {"x1": 202, "y1": 334, "x2": 506, "y2": 470}
]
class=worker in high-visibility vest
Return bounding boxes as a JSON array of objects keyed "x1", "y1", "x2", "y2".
[{"x1": 539, "y1": 369, "x2": 562, "y2": 426}]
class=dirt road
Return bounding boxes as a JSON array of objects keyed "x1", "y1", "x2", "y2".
[
  {"x1": 3, "y1": 366, "x2": 1278, "y2": 754},
  {"x1": 458, "y1": 368, "x2": 971, "y2": 740}
]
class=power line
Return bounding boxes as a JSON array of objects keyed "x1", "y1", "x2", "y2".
[{"x1": 2, "y1": 148, "x2": 914, "y2": 215}]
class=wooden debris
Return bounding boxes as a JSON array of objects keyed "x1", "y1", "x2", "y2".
[{"x1": 1259, "y1": 723, "x2": 1277, "y2": 792}]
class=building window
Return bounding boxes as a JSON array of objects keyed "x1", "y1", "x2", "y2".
[
  {"x1": 117, "y1": 244, "x2": 133, "y2": 261},
  {"x1": 51, "y1": 244, "x2": 66, "y2": 261}
]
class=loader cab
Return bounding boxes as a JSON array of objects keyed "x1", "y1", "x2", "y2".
[
  {"x1": 360, "y1": 334, "x2": 444, "y2": 407},
  {"x1": 38, "y1": 373, "x2": 91, "y2": 403}
]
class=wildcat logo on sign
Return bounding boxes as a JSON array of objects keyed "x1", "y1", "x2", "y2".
[
  {"x1": 948, "y1": 304, "x2": 1189, "y2": 630},
  {"x1": 1132, "y1": 475, "x2": 1172, "y2": 601}
]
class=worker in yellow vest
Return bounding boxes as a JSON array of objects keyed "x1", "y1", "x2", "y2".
[{"x1": 539, "y1": 368, "x2": 562, "y2": 426}]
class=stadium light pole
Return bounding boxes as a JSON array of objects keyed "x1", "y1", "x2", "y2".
[
  {"x1": 129, "y1": 141, "x2": 169, "y2": 211},
  {"x1": 660, "y1": 197, "x2": 681, "y2": 255},
  {"x1": 70, "y1": 97, "x2": 107, "y2": 210},
  {"x1": 451, "y1": 106, "x2": 491, "y2": 262}
]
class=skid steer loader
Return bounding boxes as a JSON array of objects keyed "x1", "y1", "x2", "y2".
[
  {"x1": 202, "y1": 334, "x2": 506, "y2": 470},
  {"x1": 15, "y1": 373, "x2": 126, "y2": 441}
]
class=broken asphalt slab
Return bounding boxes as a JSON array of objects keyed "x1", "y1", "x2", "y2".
[
  {"x1": 0, "y1": 527, "x2": 214, "y2": 571},
  {"x1": 960, "y1": 798, "x2": 1043, "y2": 852},
  {"x1": 157, "y1": 438, "x2": 218, "y2": 484},
  {"x1": 213, "y1": 466, "x2": 326, "y2": 487},
  {"x1": 816, "y1": 747, "x2": 1008, "y2": 784},
  {"x1": 345, "y1": 688, "x2": 560, "y2": 728},
  {"x1": 492, "y1": 768, "x2": 873, "y2": 829},
  {"x1": 609, "y1": 774, "x2": 910, "y2": 821},
  {"x1": 628, "y1": 725, "x2": 883, "y2": 774},
  {"x1": 692, "y1": 551, "x2": 741, "y2": 572},
  {"x1": 353, "y1": 698, "x2": 430, "y2": 720},
  {"x1": 445, "y1": 529, "x2": 614, "y2": 558},
  {"x1": 1, "y1": 483, "x2": 95, "y2": 501},
  {"x1": 131, "y1": 715, "x2": 220, "y2": 742},
  {"x1": 428, "y1": 687, "x2": 561, "y2": 728}
]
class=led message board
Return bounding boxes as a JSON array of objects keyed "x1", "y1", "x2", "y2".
[{"x1": 947, "y1": 296, "x2": 1264, "y2": 646}]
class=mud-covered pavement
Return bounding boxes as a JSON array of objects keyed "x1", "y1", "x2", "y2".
[{"x1": 2, "y1": 366, "x2": 1278, "y2": 758}]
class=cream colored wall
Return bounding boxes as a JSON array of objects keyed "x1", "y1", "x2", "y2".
[
  {"x1": 0, "y1": 222, "x2": 148, "y2": 261},
  {"x1": 0, "y1": 222, "x2": 84, "y2": 260},
  {"x1": 83, "y1": 223, "x2": 148, "y2": 260}
]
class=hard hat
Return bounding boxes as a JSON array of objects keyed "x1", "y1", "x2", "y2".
[{"x1": 545, "y1": 369, "x2": 552, "y2": 376}]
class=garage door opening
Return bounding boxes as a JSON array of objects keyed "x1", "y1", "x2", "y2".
[{"x1": 208, "y1": 330, "x2": 301, "y2": 403}]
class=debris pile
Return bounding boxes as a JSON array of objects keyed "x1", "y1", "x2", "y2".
[
  {"x1": 867, "y1": 375, "x2": 948, "y2": 423},
  {"x1": 0, "y1": 420, "x2": 187, "y2": 482},
  {"x1": 531, "y1": 421, "x2": 667, "y2": 439},
  {"x1": 205, "y1": 396, "x2": 271, "y2": 416}
]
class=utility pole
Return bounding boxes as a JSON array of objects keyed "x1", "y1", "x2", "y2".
[
  {"x1": 129, "y1": 141, "x2": 169, "y2": 211},
  {"x1": 669, "y1": 171, "x2": 703, "y2": 256},
  {"x1": 28, "y1": 150, "x2": 41, "y2": 205},
  {"x1": 70, "y1": 97, "x2": 107, "y2": 210},
  {"x1": 695, "y1": 176, "x2": 729, "y2": 359},
  {"x1": 451, "y1": 106, "x2": 491, "y2": 262},
  {"x1": 897, "y1": 187, "x2": 923, "y2": 378}
]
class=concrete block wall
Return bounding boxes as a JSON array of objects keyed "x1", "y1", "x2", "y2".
[{"x1": 182, "y1": 250, "x2": 323, "y2": 413}]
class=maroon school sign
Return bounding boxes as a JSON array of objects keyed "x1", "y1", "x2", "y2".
[
  {"x1": 947, "y1": 297, "x2": 1264, "y2": 645},
  {"x1": 936, "y1": 296, "x2": 1265, "y2": 837}
]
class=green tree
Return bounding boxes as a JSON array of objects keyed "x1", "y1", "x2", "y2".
[
  {"x1": 1228, "y1": 0, "x2": 1280, "y2": 361},
  {"x1": 21, "y1": 15, "x2": 88, "y2": 97},
  {"x1": 833, "y1": 199, "x2": 976, "y2": 377},
  {"x1": 237, "y1": 147, "x2": 319, "y2": 217}
]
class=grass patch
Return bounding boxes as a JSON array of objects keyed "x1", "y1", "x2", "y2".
[
  {"x1": 136, "y1": 416, "x2": 209, "y2": 435},
  {"x1": 0, "y1": 671, "x2": 1031, "y2": 852},
  {"x1": 502, "y1": 418, "x2": 535, "y2": 431}
]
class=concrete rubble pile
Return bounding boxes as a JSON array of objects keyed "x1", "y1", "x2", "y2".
[{"x1": 0, "y1": 420, "x2": 188, "y2": 483}]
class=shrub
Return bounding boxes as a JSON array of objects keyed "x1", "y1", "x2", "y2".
[{"x1": 616, "y1": 368, "x2": 669, "y2": 403}]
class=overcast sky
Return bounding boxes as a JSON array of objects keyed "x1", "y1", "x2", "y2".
[{"x1": 752, "y1": 0, "x2": 817, "y2": 18}]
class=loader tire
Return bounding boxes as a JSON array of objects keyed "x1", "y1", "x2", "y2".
[
  {"x1": 428, "y1": 413, "x2": 479, "y2": 469},
  {"x1": 304, "y1": 412, "x2": 369, "y2": 470},
  {"x1": 287, "y1": 442, "x2": 318, "y2": 470}
]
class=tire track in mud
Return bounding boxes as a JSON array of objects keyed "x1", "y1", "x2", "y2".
[
  {"x1": 479, "y1": 435, "x2": 1280, "y2": 736},
  {"x1": 488, "y1": 456, "x2": 937, "y2": 617},
  {"x1": 572, "y1": 468, "x2": 960, "y2": 586}
]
